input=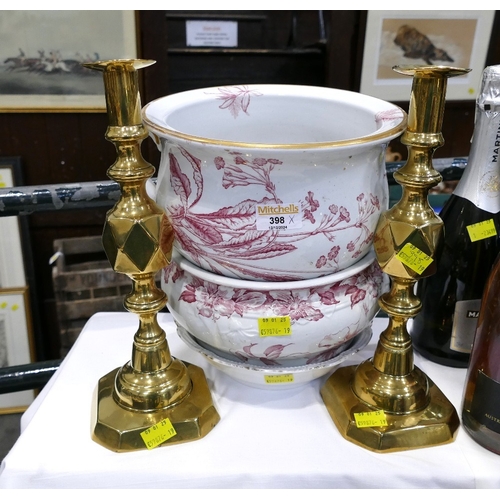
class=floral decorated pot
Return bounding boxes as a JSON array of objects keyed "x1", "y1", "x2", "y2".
[
  {"x1": 143, "y1": 84, "x2": 406, "y2": 281},
  {"x1": 163, "y1": 250, "x2": 388, "y2": 367}
]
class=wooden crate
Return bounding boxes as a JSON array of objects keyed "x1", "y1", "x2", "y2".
[{"x1": 51, "y1": 236, "x2": 130, "y2": 356}]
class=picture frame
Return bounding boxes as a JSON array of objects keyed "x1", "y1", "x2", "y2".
[
  {"x1": 0, "y1": 160, "x2": 26, "y2": 289},
  {"x1": 360, "y1": 10, "x2": 495, "y2": 101},
  {"x1": 0, "y1": 287, "x2": 36, "y2": 414},
  {"x1": 0, "y1": 10, "x2": 137, "y2": 112},
  {"x1": 0, "y1": 157, "x2": 42, "y2": 364}
]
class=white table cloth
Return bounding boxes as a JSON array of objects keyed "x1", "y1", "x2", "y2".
[{"x1": 1, "y1": 312, "x2": 499, "y2": 489}]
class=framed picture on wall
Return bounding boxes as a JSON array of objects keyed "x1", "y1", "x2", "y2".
[
  {"x1": 0, "y1": 10, "x2": 137, "y2": 112},
  {"x1": 0, "y1": 157, "x2": 41, "y2": 364},
  {"x1": 0, "y1": 160, "x2": 26, "y2": 289},
  {"x1": 360, "y1": 10, "x2": 495, "y2": 101},
  {"x1": 0, "y1": 287, "x2": 36, "y2": 414}
]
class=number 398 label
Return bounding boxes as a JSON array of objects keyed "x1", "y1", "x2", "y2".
[{"x1": 256, "y1": 203, "x2": 302, "y2": 231}]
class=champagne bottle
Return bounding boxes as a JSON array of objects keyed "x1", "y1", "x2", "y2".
[
  {"x1": 462, "y1": 252, "x2": 500, "y2": 454},
  {"x1": 411, "y1": 64, "x2": 500, "y2": 367}
]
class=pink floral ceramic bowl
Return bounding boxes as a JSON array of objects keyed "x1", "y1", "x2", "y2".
[
  {"x1": 176, "y1": 324, "x2": 372, "y2": 390},
  {"x1": 163, "y1": 250, "x2": 388, "y2": 367},
  {"x1": 143, "y1": 84, "x2": 406, "y2": 281}
]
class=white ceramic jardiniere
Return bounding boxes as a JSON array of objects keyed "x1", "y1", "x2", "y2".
[
  {"x1": 163, "y1": 249, "x2": 388, "y2": 367},
  {"x1": 143, "y1": 84, "x2": 406, "y2": 281}
]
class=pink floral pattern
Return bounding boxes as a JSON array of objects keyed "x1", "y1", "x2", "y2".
[
  {"x1": 210, "y1": 85, "x2": 263, "y2": 118},
  {"x1": 165, "y1": 261, "x2": 384, "y2": 365},
  {"x1": 165, "y1": 146, "x2": 383, "y2": 280},
  {"x1": 375, "y1": 109, "x2": 404, "y2": 126},
  {"x1": 233, "y1": 343, "x2": 294, "y2": 366},
  {"x1": 215, "y1": 152, "x2": 282, "y2": 201}
]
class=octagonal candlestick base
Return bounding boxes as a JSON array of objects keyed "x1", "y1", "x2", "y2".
[
  {"x1": 321, "y1": 65, "x2": 469, "y2": 452},
  {"x1": 85, "y1": 59, "x2": 219, "y2": 452},
  {"x1": 321, "y1": 363, "x2": 458, "y2": 452},
  {"x1": 92, "y1": 363, "x2": 220, "y2": 452}
]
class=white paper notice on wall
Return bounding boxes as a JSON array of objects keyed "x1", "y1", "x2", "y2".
[{"x1": 186, "y1": 20, "x2": 238, "y2": 47}]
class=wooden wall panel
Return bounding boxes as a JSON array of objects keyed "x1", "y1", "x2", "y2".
[{"x1": 324, "y1": 10, "x2": 367, "y2": 91}]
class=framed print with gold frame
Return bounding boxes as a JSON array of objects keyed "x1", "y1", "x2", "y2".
[
  {"x1": 360, "y1": 10, "x2": 495, "y2": 101},
  {"x1": 0, "y1": 10, "x2": 137, "y2": 112},
  {"x1": 0, "y1": 287, "x2": 36, "y2": 414}
]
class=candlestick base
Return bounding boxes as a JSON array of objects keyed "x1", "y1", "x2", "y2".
[
  {"x1": 321, "y1": 364, "x2": 459, "y2": 452},
  {"x1": 92, "y1": 362, "x2": 220, "y2": 452}
]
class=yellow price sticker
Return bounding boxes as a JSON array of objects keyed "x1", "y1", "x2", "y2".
[
  {"x1": 354, "y1": 410, "x2": 388, "y2": 428},
  {"x1": 466, "y1": 219, "x2": 497, "y2": 242},
  {"x1": 140, "y1": 417, "x2": 177, "y2": 450},
  {"x1": 258, "y1": 316, "x2": 292, "y2": 337},
  {"x1": 396, "y1": 243, "x2": 433, "y2": 274},
  {"x1": 264, "y1": 374, "x2": 294, "y2": 384}
]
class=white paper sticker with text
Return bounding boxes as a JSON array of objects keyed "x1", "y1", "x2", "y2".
[
  {"x1": 256, "y1": 203, "x2": 302, "y2": 231},
  {"x1": 186, "y1": 20, "x2": 238, "y2": 47}
]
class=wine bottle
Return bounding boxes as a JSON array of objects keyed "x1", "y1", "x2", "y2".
[
  {"x1": 462, "y1": 252, "x2": 500, "y2": 454},
  {"x1": 411, "y1": 64, "x2": 500, "y2": 367}
]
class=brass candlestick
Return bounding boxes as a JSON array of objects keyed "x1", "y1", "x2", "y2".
[
  {"x1": 321, "y1": 65, "x2": 470, "y2": 452},
  {"x1": 86, "y1": 59, "x2": 220, "y2": 452}
]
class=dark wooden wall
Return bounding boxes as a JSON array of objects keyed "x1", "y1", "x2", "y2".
[{"x1": 0, "y1": 10, "x2": 498, "y2": 360}]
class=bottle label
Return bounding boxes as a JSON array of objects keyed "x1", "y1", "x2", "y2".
[
  {"x1": 450, "y1": 299, "x2": 482, "y2": 353},
  {"x1": 466, "y1": 219, "x2": 498, "y2": 242},
  {"x1": 470, "y1": 370, "x2": 500, "y2": 434}
]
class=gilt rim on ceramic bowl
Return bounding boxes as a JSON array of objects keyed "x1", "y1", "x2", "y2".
[
  {"x1": 142, "y1": 84, "x2": 407, "y2": 150},
  {"x1": 174, "y1": 249, "x2": 377, "y2": 291}
]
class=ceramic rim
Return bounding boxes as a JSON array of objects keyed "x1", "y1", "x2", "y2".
[
  {"x1": 142, "y1": 84, "x2": 407, "y2": 150},
  {"x1": 173, "y1": 248, "x2": 376, "y2": 291},
  {"x1": 176, "y1": 323, "x2": 373, "y2": 373}
]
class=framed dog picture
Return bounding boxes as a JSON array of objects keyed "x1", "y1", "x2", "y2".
[{"x1": 360, "y1": 11, "x2": 495, "y2": 101}]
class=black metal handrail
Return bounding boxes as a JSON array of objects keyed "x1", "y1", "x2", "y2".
[
  {"x1": 0, "y1": 158, "x2": 467, "y2": 216},
  {"x1": 0, "y1": 179, "x2": 120, "y2": 217},
  {"x1": 0, "y1": 360, "x2": 62, "y2": 395}
]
